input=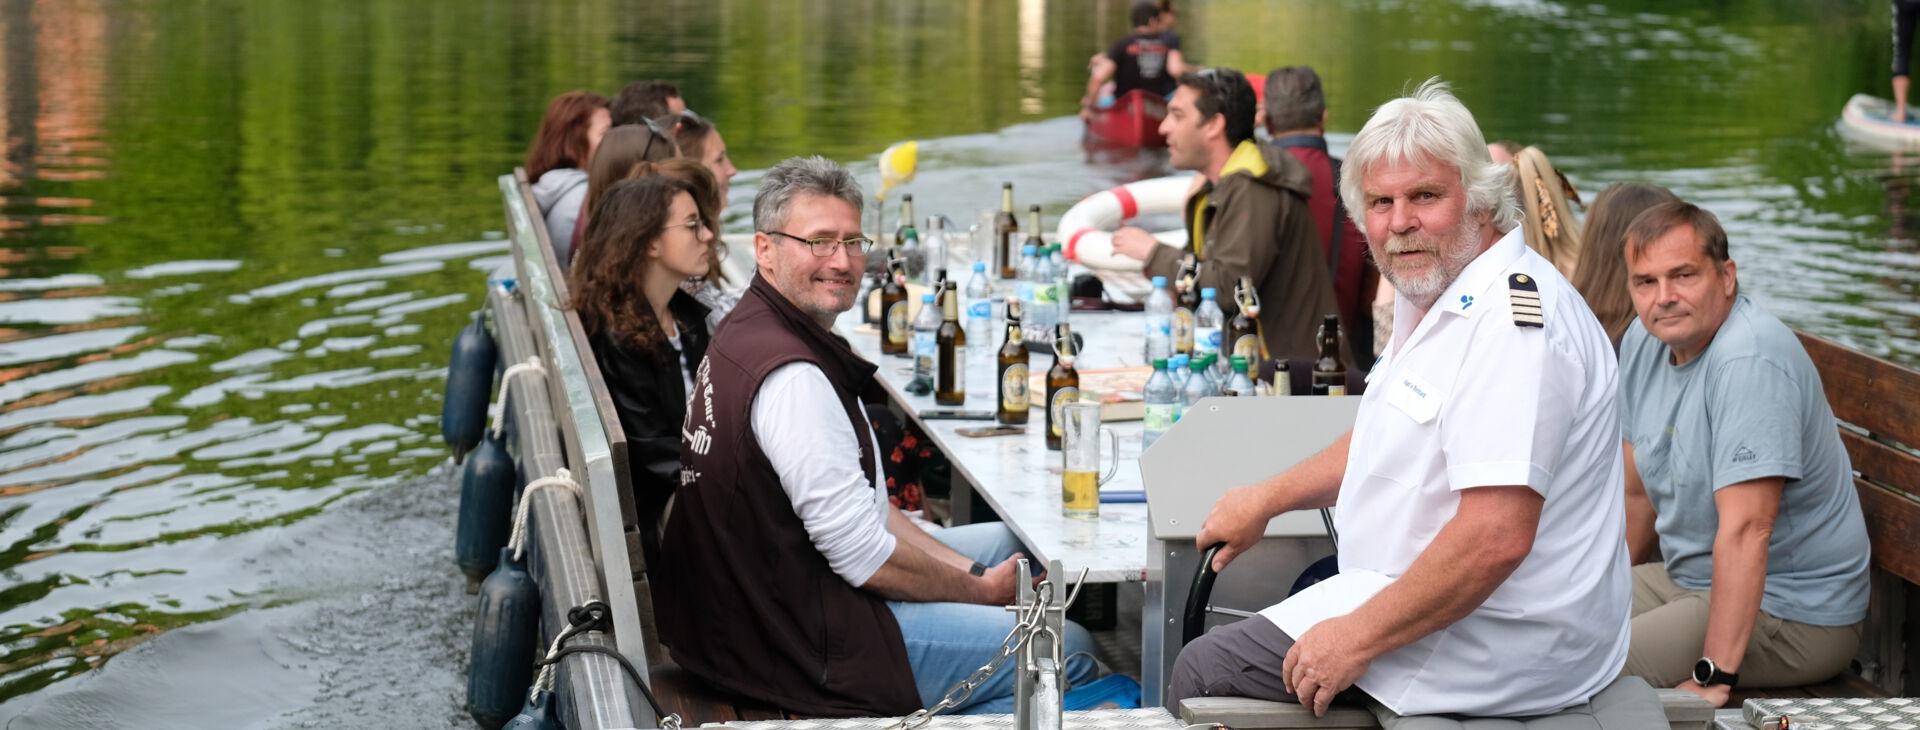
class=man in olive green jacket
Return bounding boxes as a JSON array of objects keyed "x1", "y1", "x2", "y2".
[{"x1": 1112, "y1": 68, "x2": 1338, "y2": 362}]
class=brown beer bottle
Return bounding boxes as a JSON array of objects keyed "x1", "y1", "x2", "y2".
[
  {"x1": 996, "y1": 183, "x2": 1019, "y2": 279},
  {"x1": 997, "y1": 300, "x2": 1030, "y2": 424},
  {"x1": 895, "y1": 194, "x2": 919, "y2": 252},
  {"x1": 880, "y1": 256, "x2": 910, "y2": 356},
  {"x1": 1024, "y1": 205, "x2": 1045, "y2": 259},
  {"x1": 936, "y1": 283, "x2": 967, "y2": 405},
  {"x1": 1045, "y1": 322, "x2": 1080, "y2": 450},
  {"x1": 1173, "y1": 255, "x2": 1200, "y2": 356},
  {"x1": 1313, "y1": 314, "x2": 1348, "y2": 396},
  {"x1": 1226, "y1": 276, "x2": 1263, "y2": 372}
]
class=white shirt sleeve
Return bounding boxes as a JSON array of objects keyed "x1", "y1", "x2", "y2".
[
  {"x1": 1440, "y1": 317, "x2": 1579, "y2": 495},
  {"x1": 751, "y1": 362, "x2": 896, "y2": 587}
]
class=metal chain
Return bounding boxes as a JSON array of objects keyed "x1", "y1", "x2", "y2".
[{"x1": 888, "y1": 583, "x2": 1054, "y2": 730}]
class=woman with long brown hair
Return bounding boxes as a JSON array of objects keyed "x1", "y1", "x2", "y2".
[
  {"x1": 566, "y1": 171, "x2": 718, "y2": 532},
  {"x1": 567, "y1": 121, "x2": 678, "y2": 262},
  {"x1": 1571, "y1": 182, "x2": 1682, "y2": 348},
  {"x1": 527, "y1": 90, "x2": 611, "y2": 260}
]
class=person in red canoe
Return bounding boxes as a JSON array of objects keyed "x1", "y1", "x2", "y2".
[{"x1": 1080, "y1": 3, "x2": 1188, "y2": 119}]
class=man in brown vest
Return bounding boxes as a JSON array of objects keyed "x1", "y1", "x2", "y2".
[{"x1": 659, "y1": 156, "x2": 1098, "y2": 717}]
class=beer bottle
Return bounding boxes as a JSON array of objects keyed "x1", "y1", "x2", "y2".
[
  {"x1": 997, "y1": 300, "x2": 1030, "y2": 424},
  {"x1": 936, "y1": 283, "x2": 967, "y2": 405},
  {"x1": 1173, "y1": 255, "x2": 1199, "y2": 356},
  {"x1": 1225, "y1": 276, "x2": 1262, "y2": 375},
  {"x1": 1024, "y1": 204, "x2": 1046, "y2": 260},
  {"x1": 996, "y1": 183, "x2": 1019, "y2": 279},
  {"x1": 1045, "y1": 322, "x2": 1080, "y2": 450},
  {"x1": 880, "y1": 256, "x2": 909, "y2": 356},
  {"x1": 896, "y1": 194, "x2": 920, "y2": 250},
  {"x1": 1313, "y1": 314, "x2": 1348, "y2": 396}
]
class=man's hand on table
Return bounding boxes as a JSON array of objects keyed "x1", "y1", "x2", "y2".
[
  {"x1": 1675, "y1": 678, "x2": 1731, "y2": 708},
  {"x1": 1283, "y1": 614, "x2": 1377, "y2": 718},
  {"x1": 1196, "y1": 482, "x2": 1274, "y2": 572}
]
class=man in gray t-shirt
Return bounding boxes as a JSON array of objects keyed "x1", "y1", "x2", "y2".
[{"x1": 1617, "y1": 201, "x2": 1869, "y2": 707}]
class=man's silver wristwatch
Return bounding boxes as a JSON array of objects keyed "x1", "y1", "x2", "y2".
[{"x1": 1693, "y1": 657, "x2": 1739, "y2": 688}]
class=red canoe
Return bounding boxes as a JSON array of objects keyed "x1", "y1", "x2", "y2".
[{"x1": 1085, "y1": 89, "x2": 1168, "y2": 148}]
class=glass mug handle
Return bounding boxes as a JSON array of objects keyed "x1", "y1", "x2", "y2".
[{"x1": 1097, "y1": 427, "x2": 1120, "y2": 486}]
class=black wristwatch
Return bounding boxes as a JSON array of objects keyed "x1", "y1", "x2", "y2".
[
  {"x1": 969, "y1": 561, "x2": 987, "y2": 577},
  {"x1": 1693, "y1": 657, "x2": 1739, "y2": 688}
]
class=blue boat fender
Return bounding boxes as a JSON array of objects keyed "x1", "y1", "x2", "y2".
[
  {"x1": 500, "y1": 689, "x2": 560, "y2": 730},
  {"x1": 467, "y1": 547, "x2": 541, "y2": 730},
  {"x1": 456, "y1": 431, "x2": 516, "y2": 588},
  {"x1": 442, "y1": 310, "x2": 498, "y2": 463}
]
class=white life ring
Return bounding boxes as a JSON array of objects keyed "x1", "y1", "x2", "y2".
[{"x1": 1056, "y1": 175, "x2": 1193, "y2": 271}]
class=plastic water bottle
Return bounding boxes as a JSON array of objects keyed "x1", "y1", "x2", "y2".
[
  {"x1": 1142, "y1": 358, "x2": 1178, "y2": 450},
  {"x1": 1182, "y1": 355, "x2": 1216, "y2": 411},
  {"x1": 912, "y1": 293, "x2": 939, "y2": 392},
  {"x1": 1016, "y1": 245, "x2": 1040, "y2": 341},
  {"x1": 1168, "y1": 353, "x2": 1190, "y2": 393},
  {"x1": 1195, "y1": 287, "x2": 1224, "y2": 371},
  {"x1": 922, "y1": 216, "x2": 948, "y2": 288},
  {"x1": 1227, "y1": 356, "x2": 1258, "y2": 397},
  {"x1": 966, "y1": 264, "x2": 995, "y2": 397},
  {"x1": 1144, "y1": 276, "x2": 1174, "y2": 363},
  {"x1": 1030, "y1": 246, "x2": 1057, "y2": 336},
  {"x1": 1050, "y1": 244, "x2": 1071, "y2": 326}
]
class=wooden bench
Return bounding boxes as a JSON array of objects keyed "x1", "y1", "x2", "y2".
[
  {"x1": 511, "y1": 169, "x2": 799, "y2": 724},
  {"x1": 1180, "y1": 332, "x2": 1920, "y2": 729}
]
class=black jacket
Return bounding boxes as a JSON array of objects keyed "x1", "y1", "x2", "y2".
[{"x1": 588, "y1": 290, "x2": 711, "y2": 525}]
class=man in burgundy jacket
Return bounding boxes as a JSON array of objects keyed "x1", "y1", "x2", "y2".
[{"x1": 1261, "y1": 67, "x2": 1379, "y2": 369}]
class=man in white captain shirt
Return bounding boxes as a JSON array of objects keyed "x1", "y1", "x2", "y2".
[{"x1": 1166, "y1": 80, "x2": 1633, "y2": 719}]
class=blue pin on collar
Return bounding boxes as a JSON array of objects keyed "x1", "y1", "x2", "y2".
[{"x1": 1459, "y1": 294, "x2": 1474, "y2": 310}]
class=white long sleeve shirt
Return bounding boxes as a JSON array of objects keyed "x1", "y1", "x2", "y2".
[{"x1": 750, "y1": 362, "x2": 896, "y2": 587}]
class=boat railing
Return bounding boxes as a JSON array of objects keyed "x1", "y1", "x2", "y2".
[{"x1": 493, "y1": 169, "x2": 657, "y2": 728}]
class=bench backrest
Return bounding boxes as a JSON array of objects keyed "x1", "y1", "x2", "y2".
[
  {"x1": 1796, "y1": 331, "x2": 1920, "y2": 695},
  {"x1": 505, "y1": 169, "x2": 660, "y2": 666}
]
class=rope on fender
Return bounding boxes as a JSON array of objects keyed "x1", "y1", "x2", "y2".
[
  {"x1": 490, "y1": 356, "x2": 548, "y2": 439},
  {"x1": 530, "y1": 600, "x2": 680, "y2": 730},
  {"x1": 507, "y1": 468, "x2": 584, "y2": 562}
]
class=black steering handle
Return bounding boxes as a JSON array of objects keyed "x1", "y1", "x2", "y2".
[{"x1": 1181, "y1": 542, "x2": 1227, "y2": 646}]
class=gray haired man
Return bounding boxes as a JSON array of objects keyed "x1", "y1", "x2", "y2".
[
  {"x1": 658, "y1": 157, "x2": 1097, "y2": 716},
  {"x1": 1171, "y1": 80, "x2": 1631, "y2": 719}
]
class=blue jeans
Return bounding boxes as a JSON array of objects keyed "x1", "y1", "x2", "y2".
[{"x1": 887, "y1": 522, "x2": 1100, "y2": 714}]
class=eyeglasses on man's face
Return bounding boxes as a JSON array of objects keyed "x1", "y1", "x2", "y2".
[{"x1": 764, "y1": 230, "x2": 875, "y2": 257}]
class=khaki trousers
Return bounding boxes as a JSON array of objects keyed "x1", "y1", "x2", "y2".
[{"x1": 1623, "y1": 562, "x2": 1862, "y2": 688}]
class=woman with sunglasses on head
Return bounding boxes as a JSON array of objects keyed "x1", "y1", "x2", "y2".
[
  {"x1": 568, "y1": 121, "x2": 679, "y2": 263},
  {"x1": 528, "y1": 90, "x2": 612, "y2": 262},
  {"x1": 672, "y1": 111, "x2": 740, "y2": 209},
  {"x1": 565, "y1": 170, "x2": 719, "y2": 548}
]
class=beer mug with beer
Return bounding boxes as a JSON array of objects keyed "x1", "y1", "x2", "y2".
[{"x1": 1060, "y1": 402, "x2": 1119, "y2": 519}]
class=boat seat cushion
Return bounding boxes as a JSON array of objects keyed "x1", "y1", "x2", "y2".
[{"x1": 1369, "y1": 676, "x2": 1669, "y2": 730}]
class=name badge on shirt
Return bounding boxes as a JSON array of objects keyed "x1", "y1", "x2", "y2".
[{"x1": 1385, "y1": 371, "x2": 1443, "y2": 424}]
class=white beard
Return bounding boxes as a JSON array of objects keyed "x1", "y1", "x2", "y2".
[{"x1": 1376, "y1": 215, "x2": 1483, "y2": 312}]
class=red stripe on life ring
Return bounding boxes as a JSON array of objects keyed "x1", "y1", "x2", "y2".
[
  {"x1": 1111, "y1": 185, "x2": 1139, "y2": 221},
  {"x1": 1066, "y1": 228, "x2": 1096, "y2": 262}
]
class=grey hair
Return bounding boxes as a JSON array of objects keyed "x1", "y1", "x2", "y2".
[
  {"x1": 1339, "y1": 78, "x2": 1519, "y2": 233},
  {"x1": 752, "y1": 155, "x2": 864, "y2": 232}
]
